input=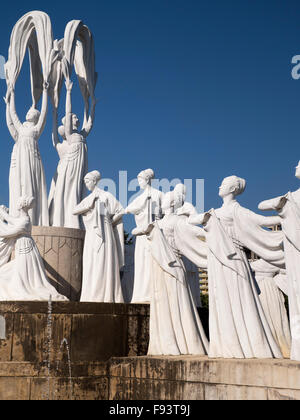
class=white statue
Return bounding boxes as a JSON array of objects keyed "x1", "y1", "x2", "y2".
[
  {"x1": 5, "y1": 84, "x2": 49, "y2": 226},
  {"x1": 4, "y1": 11, "x2": 59, "y2": 226},
  {"x1": 48, "y1": 20, "x2": 97, "y2": 229},
  {"x1": 258, "y1": 161, "x2": 300, "y2": 361},
  {"x1": 250, "y1": 259, "x2": 291, "y2": 358},
  {"x1": 48, "y1": 79, "x2": 95, "y2": 229},
  {"x1": 73, "y1": 171, "x2": 125, "y2": 302},
  {"x1": 174, "y1": 183, "x2": 202, "y2": 308},
  {"x1": 133, "y1": 191, "x2": 208, "y2": 356},
  {"x1": 125, "y1": 169, "x2": 164, "y2": 303},
  {"x1": 189, "y1": 176, "x2": 284, "y2": 359},
  {"x1": 0, "y1": 197, "x2": 67, "y2": 301}
]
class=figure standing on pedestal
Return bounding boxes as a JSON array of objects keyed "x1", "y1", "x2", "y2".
[
  {"x1": 125, "y1": 169, "x2": 164, "y2": 303},
  {"x1": 133, "y1": 191, "x2": 208, "y2": 356},
  {"x1": 5, "y1": 84, "x2": 49, "y2": 226},
  {"x1": 189, "y1": 176, "x2": 284, "y2": 359},
  {"x1": 174, "y1": 183, "x2": 202, "y2": 308},
  {"x1": 259, "y1": 161, "x2": 300, "y2": 361},
  {"x1": 0, "y1": 197, "x2": 67, "y2": 301},
  {"x1": 73, "y1": 170, "x2": 125, "y2": 303},
  {"x1": 49, "y1": 78, "x2": 95, "y2": 229}
]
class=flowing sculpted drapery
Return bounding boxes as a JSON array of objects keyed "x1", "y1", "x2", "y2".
[
  {"x1": 251, "y1": 259, "x2": 291, "y2": 358},
  {"x1": 0, "y1": 207, "x2": 66, "y2": 301},
  {"x1": 127, "y1": 187, "x2": 164, "y2": 303},
  {"x1": 5, "y1": 11, "x2": 58, "y2": 226},
  {"x1": 260, "y1": 191, "x2": 300, "y2": 361},
  {"x1": 74, "y1": 187, "x2": 125, "y2": 303},
  {"x1": 48, "y1": 20, "x2": 97, "y2": 229},
  {"x1": 198, "y1": 204, "x2": 284, "y2": 359},
  {"x1": 142, "y1": 216, "x2": 208, "y2": 356}
]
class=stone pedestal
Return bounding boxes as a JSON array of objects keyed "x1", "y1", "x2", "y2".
[
  {"x1": 32, "y1": 226, "x2": 85, "y2": 301},
  {"x1": 0, "y1": 302, "x2": 150, "y2": 400}
]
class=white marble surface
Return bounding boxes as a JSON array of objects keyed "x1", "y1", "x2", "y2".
[
  {"x1": 126, "y1": 169, "x2": 164, "y2": 303},
  {"x1": 0, "y1": 197, "x2": 67, "y2": 301},
  {"x1": 74, "y1": 171, "x2": 125, "y2": 303},
  {"x1": 259, "y1": 162, "x2": 300, "y2": 361},
  {"x1": 189, "y1": 176, "x2": 284, "y2": 359}
]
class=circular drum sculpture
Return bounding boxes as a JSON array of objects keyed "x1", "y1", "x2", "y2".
[{"x1": 31, "y1": 226, "x2": 85, "y2": 301}]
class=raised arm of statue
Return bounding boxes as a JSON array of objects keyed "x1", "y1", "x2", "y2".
[
  {"x1": 9, "y1": 89, "x2": 22, "y2": 131},
  {"x1": 64, "y1": 79, "x2": 73, "y2": 138},
  {"x1": 73, "y1": 193, "x2": 97, "y2": 216},
  {"x1": 4, "y1": 91, "x2": 18, "y2": 142},
  {"x1": 35, "y1": 83, "x2": 49, "y2": 136},
  {"x1": 51, "y1": 108, "x2": 59, "y2": 148},
  {"x1": 81, "y1": 97, "x2": 96, "y2": 138},
  {"x1": 247, "y1": 209, "x2": 282, "y2": 227},
  {"x1": 188, "y1": 212, "x2": 211, "y2": 226}
]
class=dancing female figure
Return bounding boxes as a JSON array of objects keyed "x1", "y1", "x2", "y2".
[
  {"x1": 49, "y1": 79, "x2": 95, "y2": 228},
  {"x1": 0, "y1": 196, "x2": 67, "y2": 301},
  {"x1": 189, "y1": 176, "x2": 284, "y2": 359},
  {"x1": 133, "y1": 191, "x2": 208, "y2": 356},
  {"x1": 125, "y1": 169, "x2": 164, "y2": 303},
  {"x1": 259, "y1": 161, "x2": 300, "y2": 361},
  {"x1": 5, "y1": 84, "x2": 49, "y2": 226},
  {"x1": 73, "y1": 171, "x2": 125, "y2": 302}
]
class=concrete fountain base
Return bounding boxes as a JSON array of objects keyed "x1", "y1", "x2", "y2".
[
  {"x1": 0, "y1": 301, "x2": 149, "y2": 400},
  {"x1": 0, "y1": 301, "x2": 299, "y2": 400}
]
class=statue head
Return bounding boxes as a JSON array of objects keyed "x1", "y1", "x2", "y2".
[
  {"x1": 137, "y1": 168, "x2": 155, "y2": 190},
  {"x1": 174, "y1": 183, "x2": 187, "y2": 207},
  {"x1": 84, "y1": 170, "x2": 101, "y2": 192},
  {"x1": 58, "y1": 125, "x2": 66, "y2": 140},
  {"x1": 62, "y1": 114, "x2": 80, "y2": 130},
  {"x1": 26, "y1": 107, "x2": 40, "y2": 125},
  {"x1": 17, "y1": 195, "x2": 35, "y2": 211},
  {"x1": 295, "y1": 161, "x2": 300, "y2": 180},
  {"x1": 219, "y1": 176, "x2": 246, "y2": 199}
]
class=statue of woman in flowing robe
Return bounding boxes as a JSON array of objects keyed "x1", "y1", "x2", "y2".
[
  {"x1": 125, "y1": 169, "x2": 164, "y2": 303},
  {"x1": 174, "y1": 183, "x2": 202, "y2": 308},
  {"x1": 73, "y1": 170, "x2": 125, "y2": 302},
  {"x1": 258, "y1": 161, "x2": 300, "y2": 361},
  {"x1": 250, "y1": 259, "x2": 291, "y2": 358},
  {"x1": 49, "y1": 79, "x2": 95, "y2": 229},
  {"x1": 5, "y1": 84, "x2": 49, "y2": 226},
  {"x1": 0, "y1": 196, "x2": 67, "y2": 301},
  {"x1": 133, "y1": 191, "x2": 208, "y2": 356},
  {"x1": 189, "y1": 176, "x2": 284, "y2": 359}
]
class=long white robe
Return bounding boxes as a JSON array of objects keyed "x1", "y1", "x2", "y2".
[
  {"x1": 203, "y1": 204, "x2": 283, "y2": 359},
  {"x1": 146, "y1": 215, "x2": 208, "y2": 356},
  {"x1": 127, "y1": 187, "x2": 164, "y2": 303},
  {"x1": 0, "y1": 214, "x2": 67, "y2": 301},
  {"x1": 76, "y1": 188, "x2": 124, "y2": 303},
  {"x1": 250, "y1": 259, "x2": 291, "y2": 358},
  {"x1": 266, "y1": 190, "x2": 300, "y2": 361},
  {"x1": 176, "y1": 203, "x2": 202, "y2": 308},
  {"x1": 48, "y1": 138, "x2": 88, "y2": 229},
  {"x1": 9, "y1": 125, "x2": 49, "y2": 226}
]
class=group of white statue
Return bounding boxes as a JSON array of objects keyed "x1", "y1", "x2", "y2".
[{"x1": 0, "y1": 11, "x2": 299, "y2": 362}]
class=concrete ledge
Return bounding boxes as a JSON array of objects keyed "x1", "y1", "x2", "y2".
[{"x1": 108, "y1": 356, "x2": 300, "y2": 400}]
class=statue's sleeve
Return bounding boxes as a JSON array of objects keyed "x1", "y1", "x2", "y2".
[{"x1": 174, "y1": 217, "x2": 208, "y2": 269}]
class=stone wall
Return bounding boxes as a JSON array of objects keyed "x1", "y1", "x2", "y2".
[{"x1": 109, "y1": 356, "x2": 300, "y2": 401}]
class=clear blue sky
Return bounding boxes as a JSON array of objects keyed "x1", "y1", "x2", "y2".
[{"x1": 0, "y1": 0, "x2": 300, "y2": 231}]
